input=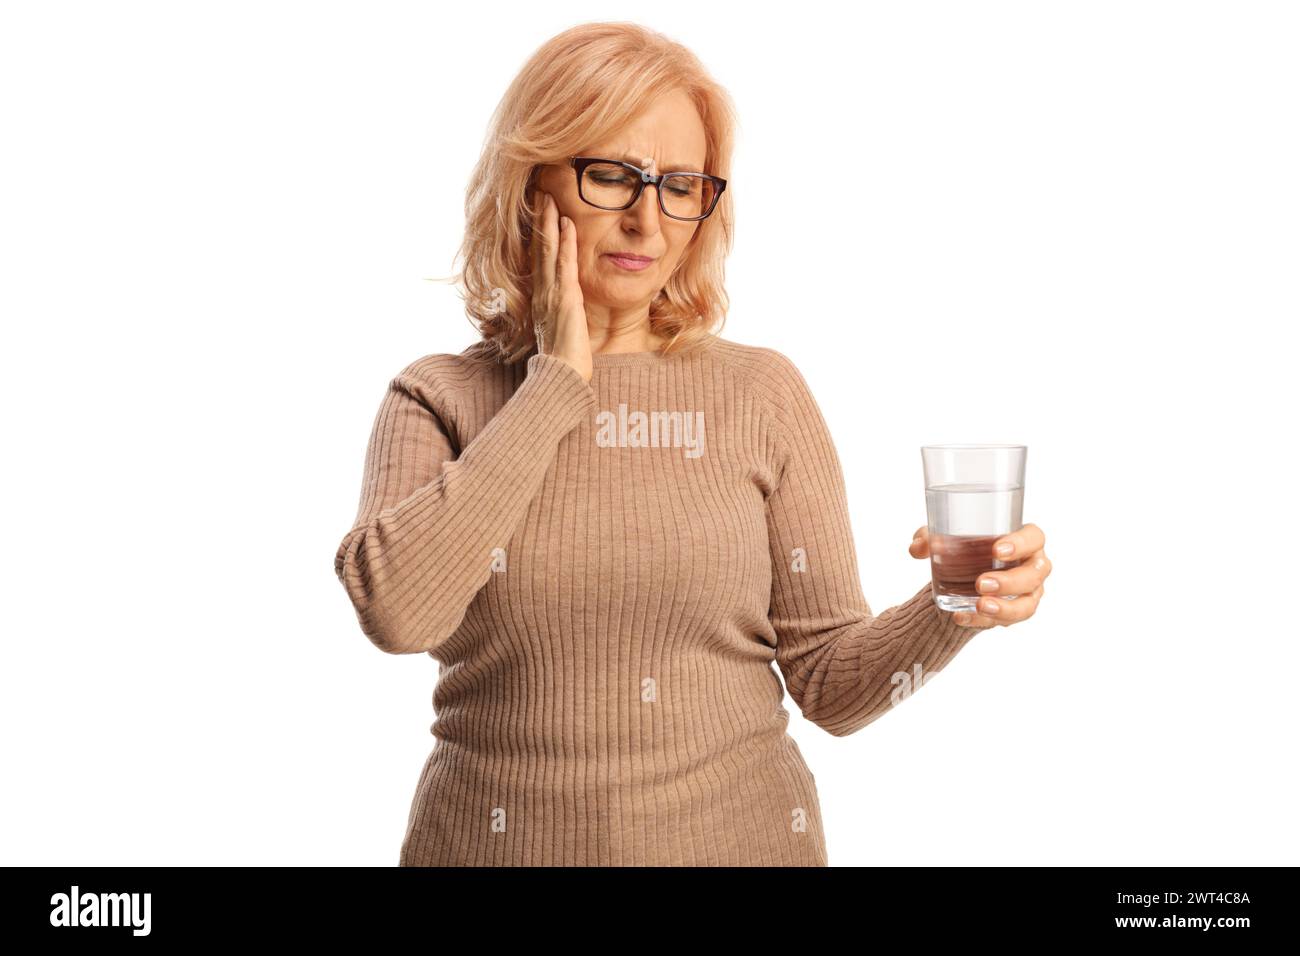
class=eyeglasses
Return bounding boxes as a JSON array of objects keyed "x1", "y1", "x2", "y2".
[{"x1": 568, "y1": 156, "x2": 727, "y2": 222}]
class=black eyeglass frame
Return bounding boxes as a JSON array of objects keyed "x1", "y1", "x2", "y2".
[{"x1": 568, "y1": 156, "x2": 727, "y2": 222}]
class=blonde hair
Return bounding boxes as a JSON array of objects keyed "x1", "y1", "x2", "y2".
[{"x1": 438, "y1": 22, "x2": 739, "y2": 364}]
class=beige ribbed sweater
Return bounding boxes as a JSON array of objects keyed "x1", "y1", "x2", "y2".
[{"x1": 334, "y1": 334, "x2": 981, "y2": 866}]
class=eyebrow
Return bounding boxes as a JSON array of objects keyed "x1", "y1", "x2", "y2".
[{"x1": 615, "y1": 154, "x2": 705, "y2": 175}]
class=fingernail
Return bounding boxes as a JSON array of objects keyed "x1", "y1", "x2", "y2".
[
  {"x1": 981, "y1": 599, "x2": 999, "y2": 614},
  {"x1": 996, "y1": 542, "x2": 1013, "y2": 557},
  {"x1": 978, "y1": 578, "x2": 998, "y2": 592},
  {"x1": 954, "y1": 613, "x2": 970, "y2": 625}
]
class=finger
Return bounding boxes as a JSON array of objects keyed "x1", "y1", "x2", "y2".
[
  {"x1": 992, "y1": 523, "x2": 1044, "y2": 562},
  {"x1": 528, "y1": 197, "x2": 545, "y2": 351},
  {"x1": 538, "y1": 192, "x2": 558, "y2": 291},
  {"x1": 975, "y1": 551, "x2": 1052, "y2": 598},
  {"x1": 953, "y1": 611, "x2": 996, "y2": 628},
  {"x1": 530, "y1": 194, "x2": 559, "y2": 352},
  {"x1": 970, "y1": 583, "x2": 1043, "y2": 624},
  {"x1": 529, "y1": 190, "x2": 544, "y2": 280},
  {"x1": 555, "y1": 211, "x2": 577, "y2": 292},
  {"x1": 908, "y1": 535, "x2": 929, "y2": 558}
]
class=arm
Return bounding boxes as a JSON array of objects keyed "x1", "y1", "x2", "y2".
[
  {"x1": 759, "y1": 351, "x2": 982, "y2": 737},
  {"x1": 334, "y1": 352, "x2": 595, "y2": 655}
]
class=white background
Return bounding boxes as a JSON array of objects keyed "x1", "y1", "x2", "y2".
[{"x1": 2, "y1": 0, "x2": 1296, "y2": 866}]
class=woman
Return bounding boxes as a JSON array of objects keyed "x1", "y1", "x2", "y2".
[{"x1": 334, "y1": 22, "x2": 1051, "y2": 867}]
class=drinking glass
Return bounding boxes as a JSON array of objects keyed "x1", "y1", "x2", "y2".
[{"x1": 921, "y1": 444, "x2": 1027, "y2": 613}]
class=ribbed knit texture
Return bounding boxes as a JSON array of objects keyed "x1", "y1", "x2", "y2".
[{"x1": 334, "y1": 335, "x2": 982, "y2": 866}]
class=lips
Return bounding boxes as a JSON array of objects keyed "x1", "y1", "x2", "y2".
[{"x1": 602, "y1": 252, "x2": 656, "y2": 272}]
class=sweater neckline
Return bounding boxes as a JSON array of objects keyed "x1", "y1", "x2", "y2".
[
  {"x1": 590, "y1": 349, "x2": 673, "y2": 367},
  {"x1": 525, "y1": 341, "x2": 711, "y2": 369}
]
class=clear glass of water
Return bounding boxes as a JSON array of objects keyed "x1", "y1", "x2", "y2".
[{"x1": 921, "y1": 444, "x2": 1027, "y2": 613}]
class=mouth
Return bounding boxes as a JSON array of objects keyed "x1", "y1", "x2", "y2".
[{"x1": 603, "y1": 252, "x2": 656, "y2": 272}]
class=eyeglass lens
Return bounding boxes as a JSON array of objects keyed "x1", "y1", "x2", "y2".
[{"x1": 580, "y1": 162, "x2": 717, "y2": 220}]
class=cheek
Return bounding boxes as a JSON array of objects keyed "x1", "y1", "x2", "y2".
[
  {"x1": 666, "y1": 229, "x2": 696, "y2": 265},
  {"x1": 660, "y1": 247, "x2": 686, "y2": 277},
  {"x1": 576, "y1": 241, "x2": 604, "y2": 282},
  {"x1": 571, "y1": 225, "x2": 594, "y2": 260}
]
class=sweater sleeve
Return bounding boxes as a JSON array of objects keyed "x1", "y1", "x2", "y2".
[
  {"x1": 758, "y1": 350, "x2": 982, "y2": 738},
  {"x1": 334, "y1": 352, "x2": 597, "y2": 656}
]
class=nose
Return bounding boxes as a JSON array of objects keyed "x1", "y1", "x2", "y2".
[{"x1": 623, "y1": 183, "x2": 663, "y2": 235}]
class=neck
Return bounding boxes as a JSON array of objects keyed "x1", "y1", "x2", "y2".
[{"x1": 587, "y1": 317, "x2": 664, "y2": 354}]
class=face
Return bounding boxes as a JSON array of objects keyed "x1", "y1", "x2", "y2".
[{"x1": 534, "y1": 89, "x2": 710, "y2": 321}]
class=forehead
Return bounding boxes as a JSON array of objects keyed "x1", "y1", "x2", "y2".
[{"x1": 587, "y1": 90, "x2": 708, "y2": 173}]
